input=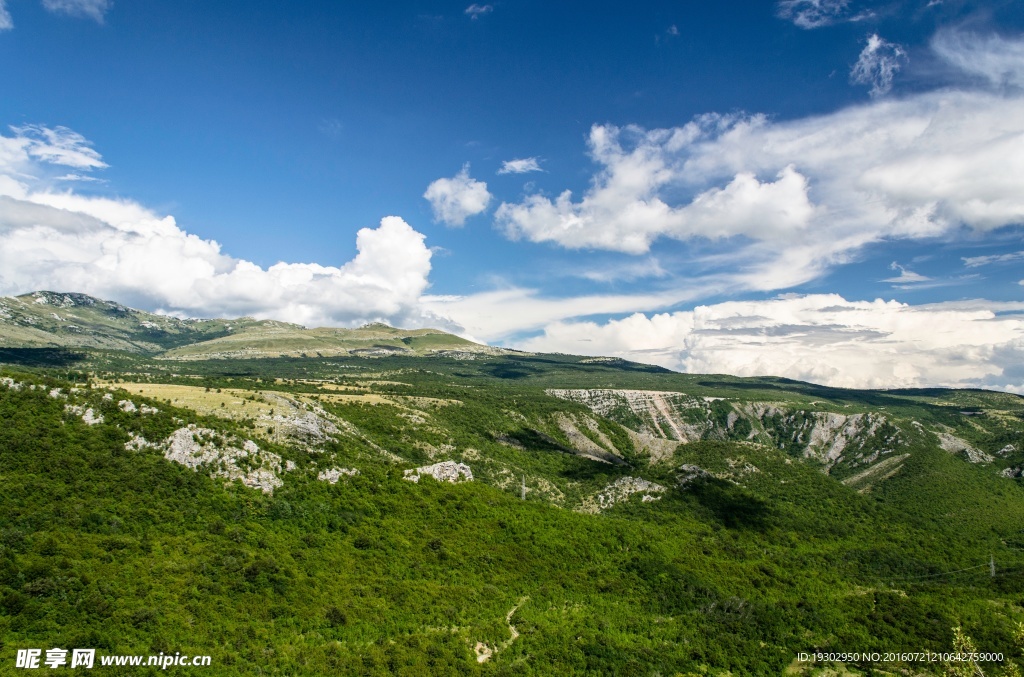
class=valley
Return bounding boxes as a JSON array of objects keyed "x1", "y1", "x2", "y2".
[{"x1": 2, "y1": 292, "x2": 1024, "y2": 675}]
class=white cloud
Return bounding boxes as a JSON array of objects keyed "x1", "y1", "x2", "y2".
[
  {"x1": 318, "y1": 118, "x2": 343, "y2": 138},
  {"x1": 576, "y1": 258, "x2": 669, "y2": 283},
  {"x1": 496, "y1": 124, "x2": 817, "y2": 256},
  {"x1": 41, "y1": 0, "x2": 112, "y2": 23},
  {"x1": 423, "y1": 164, "x2": 491, "y2": 227},
  {"x1": 0, "y1": 0, "x2": 13, "y2": 30},
  {"x1": 932, "y1": 30, "x2": 1024, "y2": 89},
  {"x1": 54, "y1": 173, "x2": 106, "y2": 183},
  {"x1": 424, "y1": 286, "x2": 693, "y2": 341},
  {"x1": 775, "y1": 0, "x2": 867, "y2": 29},
  {"x1": 850, "y1": 34, "x2": 907, "y2": 97},
  {"x1": 464, "y1": 3, "x2": 492, "y2": 19},
  {"x1": 498, "y1": 157, "x2": 543, "y2": 174},
  {"x1": 10, "y1": 124, "x2": 108, "y2": 170},
  {"x1": 0, "y1": 126, "x2": 443, "y2": 330},
  {"x1": 963, "y1": 250, "x2": 1024, "y2": 268},
  {"x1": 515, "y1": 295, "x2": 1024, "y2": 391},
  {"x1": 495, "y1": 32, "x2": 1024, "y2": 294},
  {"x1": 882, "y1": 262, "x2": 929, "y2": 284}
]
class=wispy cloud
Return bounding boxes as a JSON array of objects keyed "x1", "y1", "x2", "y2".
[
  {"x1": 932, "y1": 30, "x2": 1024, "y2": 89},
  {"x1": 464, "y1": 4, "x2": 493, "y2": 19},
  {"x1": 962, "y1": 250, "x2": 1024, "y2": 267},
  {"x1": 667, "y1": 25, "x2": 679, "y2": 36},
  {"x1": 498, "y1": 157, "x2": 542, "y2": 174},
  {"x1": 775, "y1": 0, "x2": 870, "y2": 29},
  {"x1": 850, "y1": 34, "x2": 907, "y2": 97},
  {"x1": 882, "y1": 262, "x2": 930, "y2": 284},
  {"x1": 0, "y1": 0, "x2": 13, "y2": 30},
  {"x1": 41, "y1": 0, "x2": 113, "y2": 23},
  {"x1": 9, "y1": 124, "x2": 108, "y2": 170},
  {"x1": 576, "y1": 258, "x2": 669, "y2": 283},
  {"x1": 55, "y1": 173, "x2": 107, "y2": 183},
  {"x1": 318, "y1": 118, "x2": 343, "y2": 138},
  {"x1": 423, "y1": 164, "x2": 492, "y2": 227},
  {"x1": 424, "y1": 286, "x2": 693, "y2": 340}
]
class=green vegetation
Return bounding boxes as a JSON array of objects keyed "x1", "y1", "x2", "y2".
[{"x1": 2, "y1": 292, "x2": 1024, "y2": 674}]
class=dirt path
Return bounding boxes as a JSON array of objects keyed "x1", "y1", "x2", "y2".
[
  {"x1": 505, "y1": 598, "x2": 525, "y2": 643},
  {"x1": 475, "y1": 596, "x2": 528, "y2": 664}
]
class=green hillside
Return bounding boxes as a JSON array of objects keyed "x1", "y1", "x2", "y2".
[
  {"x1": 2, "y1": 292, "x2": 1024, "y2": 675},
  {"x1": 0, "y1": 292, "x2": 497, "y2": 360}
]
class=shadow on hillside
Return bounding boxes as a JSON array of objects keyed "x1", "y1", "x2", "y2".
[
  {"x1": 0, "y1": 348, "x2": 86, "y2": 368},
  {"x1": 505, "y1": 428, "x2": 572, "y2": 454},
  {"x1": 697, "y1": 378, "x2": 913, "y2": 408},
  {"x1": 687, "y1": 478, "x2": 770, "y2": 530},
  {"x1": 483, "y1": 360, "x2": 543, "y2": 380},
  {"x1": 559, "y1": 459, "x2": 624, "y2": 481}
]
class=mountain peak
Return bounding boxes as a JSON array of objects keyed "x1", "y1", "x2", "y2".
[{"x1": 21, "y1": 291, "x2": 104, "y2": 309}]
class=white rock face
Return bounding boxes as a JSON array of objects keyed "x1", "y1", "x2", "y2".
[
  {"x1": 0, "y1": 377, "x2": 22, "y2": 390},
  {"x1": 118, "y1": 399, "x2": 137, "y2": 413},
  {"x1": 48, "y1": 388, "x2": 63, "y2": 399},
  {"x1": 743, "y1": 404, "x2": 897, "y2": 466},
  {"x1": 548, "y1": 388, "x2": 906, "y2": 473},
  {"x1": 124, "y1": 433, "x2": 157, "y2": 451},
  {"x1": 158, "y1": 425, "x2": 285, "y2": 493},
  {"x1": 548, "y1": 389, "x2": 710, "y2": 442},
  {"x1": 578, "y1": 476, "x2": 666, "y2": 513},
  {"x1": 553, "y1": 413, "x2": 625, "y2": 464},
  {"x1": 997, "y1": 444, "x2": 1017, "y2": 457},
  {"x1": 317, "y1": 467, "x2": 359, "y2": 484},
  {"x1": 64, "y1": 404, "x2": 103, "y2": 425},
  {"x1": 261, "y1": 393, "x2": 340, "y2": 446},
  {"x1": 936, "y1": 432, "x2": 993, "y2": 463},
  {"x1": 403, "y1": 461, "x2": 473, "y2": 483},
  {"x1": 677, "y1": 464, "x2": 711, "y2": 487}
]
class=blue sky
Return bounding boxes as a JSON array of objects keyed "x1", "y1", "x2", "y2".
[{"x1": 2, "y1": 0, "x2": 1024, "y2": 391}]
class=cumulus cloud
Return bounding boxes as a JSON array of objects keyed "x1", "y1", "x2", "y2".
[
  {"x1": 41, "y1": 0, "x2": 112, "y2": 23},
  {"x1": 775, "y1": 0, "x2": 867, "y2": 29},
  {"x1": 0, "y1": 1, "x2": 13, "y2": 30},
  {"x1": 516, "y1": 295, "x2": 1024, "y2": 391},
  {"x1": 850, "y1": 34, "x2": 907, "y2": 97},
  {"x1": 498, "y1": 157, "x2": 543, "y2": 174},
  {"x1": 0, "y1": 126, "x2": 442, "y2": 329},
  {"x1": 495, "y1": 32, "x2": 1024, "y2": 293},
  {"x1": 496, "y1": 124, "x2": 817, "y2": 256},
  {"x1": 423, "y1": 164, "x2": 492, "y2": 227},
  {"x1": 464, "y1": 3, "x2": 492, "y2": 19}
]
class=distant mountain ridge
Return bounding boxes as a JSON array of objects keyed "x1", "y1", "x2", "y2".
[{"x1": 0, "y1": 290, "x2": 494, "y2": 359}]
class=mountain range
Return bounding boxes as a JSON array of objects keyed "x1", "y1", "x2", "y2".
[{"x1": 2, "y1": 291, "x2": 1023, "y2": 675}]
